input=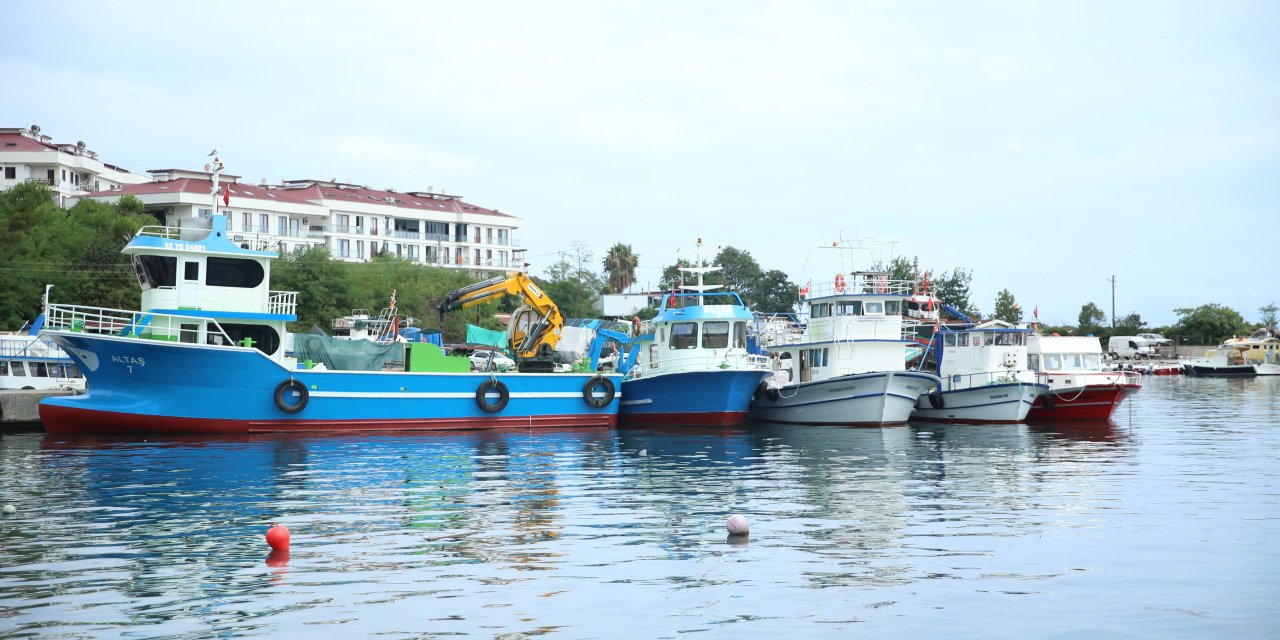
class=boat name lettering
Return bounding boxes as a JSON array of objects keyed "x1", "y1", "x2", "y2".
[
  {"x1": 828, "y1": 385, "x2": 856, "y2": 393},
  {"x1": 988, "y1": 392, "x2": 1009, "y2": 400},
  {"x1": 112, "y1": 355, "x2": 146, "y2": 366},
  {"x1": 163, "y1": 242, "x2": 206, "y2": 252},
  {"x1": 905, "y1": 384, "x2": 920, "y2": 391}
]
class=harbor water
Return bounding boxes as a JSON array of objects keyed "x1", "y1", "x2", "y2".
[{"x1": 1, "y1": 376, "x2": 1277, "y2": 638}]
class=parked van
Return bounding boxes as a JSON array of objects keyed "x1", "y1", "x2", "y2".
[{"x1": 1108, "y1": 336, "x2": 1154, "y2": 359}]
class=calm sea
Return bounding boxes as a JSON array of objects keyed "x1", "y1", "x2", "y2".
[{"x1": 1, "y1": 376, "x2": 1277, "y2": 639}]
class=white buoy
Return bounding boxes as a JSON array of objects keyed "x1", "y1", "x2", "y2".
[
  {"x1": 2, "y1": 504, "x2": 15, "y2": 515},
  {"x1": 638, "y1": 449, "x2": 647, "y2": 457},
  {"x1": 726, "y1": 514, "x2": 749, "y2": 536}
]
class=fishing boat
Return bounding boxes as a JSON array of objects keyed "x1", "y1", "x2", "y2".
[
  {"x1": 1025, "y1": 334, "x2": 1141, "y2": 421},
  {"x1": 37, "y1": 154, "x2": 621, "y2": 434},
  {"x1": 750, "y1": 269, "x2": 942, "y2": 426},
  {"x1": 1, "y1": 313, "x2": 85, "y2": 391},
  {"x1": 619, "y1": 255, "x2": 772, "y2": 426},
  {"x1": 1183, "y1": 332, "x2": 1280, "y2": 377},
  {"x1": 910, "y1": 320, "x2": 1049, "y2": 424}
]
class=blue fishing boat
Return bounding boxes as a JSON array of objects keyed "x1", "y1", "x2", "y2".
[
  {"x1": 37, "y1": 154, "x2": 620, "y2": 434},
  {"x1": 618, "y1": 250, "x2": 771, "y2": 426}
]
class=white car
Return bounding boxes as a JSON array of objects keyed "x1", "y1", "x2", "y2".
[
  {"x1": 1137, "y1": 333, "x2": 1173, "y2": 347},
  {"x1": 470, "y1": 349, "x2": 516, "y2": 370}
]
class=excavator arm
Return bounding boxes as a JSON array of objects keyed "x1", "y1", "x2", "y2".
[{"x1": 437, "y1": 272, "x2": 565, "y2": 362}]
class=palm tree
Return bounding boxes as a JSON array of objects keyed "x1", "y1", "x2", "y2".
[{"x1": 602, "y1": 243, "x2": 639, "y2": 293}]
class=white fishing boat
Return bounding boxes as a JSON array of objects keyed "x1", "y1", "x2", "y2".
[
  {"x1": 750, "y1": 270, "x2": 941, "y2": 426},
  {"x1": 1026, "y1": 334, "x2": 1141, "y2": 420},
  {"x1": 1, "y1": 313, "x2": 86, "y2": 391},
  {"x1": 910, "y1": 320, "x2": 1049, "y2": 424}
]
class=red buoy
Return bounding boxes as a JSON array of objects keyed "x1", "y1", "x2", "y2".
[{"x1": 266, "y1": 523, "x2": 290, "y2": 551}]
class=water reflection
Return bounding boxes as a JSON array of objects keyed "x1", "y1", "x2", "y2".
[{"x1": 2, "y1": 377, "x2": 1277, "y2": 638}]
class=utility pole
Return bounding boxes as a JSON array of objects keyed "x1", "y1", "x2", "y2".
[{"x1": 1109, "y1": 275, "x2": 1117, "y2": 327}]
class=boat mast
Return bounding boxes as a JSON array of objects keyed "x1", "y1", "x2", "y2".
[{"x1": 208, "y1": 148, "x2": 224, "y2": 219}]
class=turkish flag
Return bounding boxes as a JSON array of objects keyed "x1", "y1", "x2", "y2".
[{"x1": 223, "y1": 187, "x2": 230, "y2": 206}]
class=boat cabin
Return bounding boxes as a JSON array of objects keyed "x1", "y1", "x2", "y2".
[{"x1": 930, "y1": 320, "x2": 1038, "y2": 389}]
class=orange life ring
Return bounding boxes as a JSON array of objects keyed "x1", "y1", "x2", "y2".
[{"x1": 834, "y1": 273, "x2": 846, "y2": 294}]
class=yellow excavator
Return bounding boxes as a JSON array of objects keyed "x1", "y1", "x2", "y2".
[{"x1": 437, "y1": 272, "x2": 565, "y2": 372}]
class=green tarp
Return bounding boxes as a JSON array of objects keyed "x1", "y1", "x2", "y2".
[
  {"x1": 293, "y1": 334, "x2": 405, "y2": 371},
  {"x1": 465, "y1": 324, "x2": 507, "y2": 349}
]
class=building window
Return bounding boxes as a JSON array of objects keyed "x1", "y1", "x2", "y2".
[
  {"x1": 339, "y1": 239, "x2": 350, "y2": 258},
  {"x1": 277, "y1": 216, "x2": 287, "y2": 236},
  {"x1": 258, "y1": 214, "x2": 268, "y2": 233},
  {"x1": 242, "y1": 212, "x2": 252, "y2": 232},
  {"x1": 3, "y1": 167, "x2": 14, "y2": 179}
]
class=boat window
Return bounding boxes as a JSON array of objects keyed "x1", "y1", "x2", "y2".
[
  {"x1": 1063, "y1": 354, "x2": 1083, "y2": 370},
  {"x1": 822, "y1": 348, "x2": 830, "y2": 366},
  {"x1": 218, "y1": 323, "x2": 281, "y2": 355},
  {"x1": 1083, "y1": 354, "x2": 1102, "y2": 370},
  {"x1": 30, "y1": 362, "x2": 47, "y2": 377},
  {"x1": 134, "y1": 255, "x2": 177, "y2": 289},
  {"x1": 10, "y1": 361, "x2": 25, "y2": 375},
  {"x1": 1044, "y1": 354, "x2": 1062, "y2": 369},
  {"x1": 734, "y1": 322, "x2": 747, "y2": 349},
  {"x1": 0, "y1": 361, "x2": 7, "y2": 375},
  {"x1": 884, "y1": 300, "x2": 900, "y2": 314},
  {"x1": 670, "y1": 322, "x2": 698, "y2": 349},
  {"x1": 183, "y1": 261, "x2": 200, "y2": 281},
  {"x1": 812, "y1": 303, "x2": 830, "y2": 318},
  {"x1": 864, "y1": 302, "x2": 884, "y2": 315},
  {"x1": 957, "y1": 333, "x2": 969, "y2": 347},
  {"x1": 838, "y1": 301, "x2": 862, "y2": 316},
  {"x1": 1010, "y1": 333, "x2": 1024, "y2": 346},
  {"x1": 1028, "y1": 354, "x2": 1040, "y2": 370},
  {"x1": 943, "y1": 333, "x2": 956, "y2": 347},
  {"x1": 703, "y1": 322, "x2": 730, "y2": 348},
  {"x1": 207, "y1": 257, "x2": 265, "y2": 288},
  {"x1": 649, "y1": 344, "x2": 658, "y2": 368}
]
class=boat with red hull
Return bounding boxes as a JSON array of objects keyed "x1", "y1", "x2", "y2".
[{"x1": 1026, "y1": 335, "x2": 1141, "y2": 421}]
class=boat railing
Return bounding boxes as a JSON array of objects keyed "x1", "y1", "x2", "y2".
[
  {"x1": 941, "y1": 369, "x2": 1046, "y2": 392},
  {"x1": 43, "y1": 303, "x2": 237, "y2": 346},
  {"x1": 268, "y1": 291, "x2": 298, "y2": 316},
  {"x1": 134, "y1": 225, "x2": 184, "y2": 240},
  {"x1": 625, "y1": 350, "x2": 770, "y2": 380},
  {"x1": 805, "y1": 276, "x2": 912, "y2": 299},
  {"x1": 0, "y1": 335, "x2": 71, "y2": 359}
]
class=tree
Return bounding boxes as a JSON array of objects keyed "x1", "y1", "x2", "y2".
[
  {"x1": 602, "y1": 243, "x2": 639, "y2": 293},
  {"x1": 753, "y1": 269, "x2": 800, "y2": 313},
  {"x1": 931, "y1": 268, "x2": 974, "y2": 318},
  {"x1": 540, "y1": 241, "x2": 605, "y2": 319},
  {"x1": 1114, "y1": 312, "x2": 1146, "y2": 334},
  {"x1": 993, "y1": 289, "x2": 1022, "y2": 324},
  {"x1": 1259, "y1": 302, "x2": 1278, "y2": 333},
  {"x1": 1173, "y1": 304, "x2": 1249, "y2": 345},
  {"x1": 874, "y1": 256, "x2": 919, "y2": 287},
  {"x1": 1078, "y1": 302, "x2": 1106, "y2": 334}
]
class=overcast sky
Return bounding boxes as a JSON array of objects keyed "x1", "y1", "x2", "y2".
[{"x1": 3, "y1": 1, "x2": 1276, "y2": 327}]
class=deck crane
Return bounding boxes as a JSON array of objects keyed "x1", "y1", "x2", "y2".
[{"x1": 437, "y1": 272, "x2": 565, "y2": 372}]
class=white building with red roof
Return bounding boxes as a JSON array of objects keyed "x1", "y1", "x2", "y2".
[
  {"x1": 4, "y1": 125, "x2": 524, "y2": 274},
  {"x1": 0, "y1": 125, "x2": 148, "y2": 206}
]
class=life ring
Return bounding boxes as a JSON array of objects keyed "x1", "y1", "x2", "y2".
[
  {"x1": 274, "y1": 379, "x2": 309, "y2": 414},
  {"x1": 834, "y1": 273, "x2": 846, "y2": 294},
  {"x1": 927, "y1": 390, "x2": 944, "y2": 409},
  {"x1": 583, "y1": 375, "x2": 615, "y2": 408},
  {"x1": 475, "y1": 379, "x2": 510, "y2": 413}
]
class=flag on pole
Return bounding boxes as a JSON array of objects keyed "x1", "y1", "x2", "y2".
[
  {"x1": 1033, "y1": 305, "x2": 1039, "y2": 320},
  {"x1": 222, "y1": 187, "x2": 230, "y2": 206}
]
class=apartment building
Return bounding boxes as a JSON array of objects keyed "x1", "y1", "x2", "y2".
[
  {"x1": 3, "y1": 125, "x2": 525, "y2": 274},
  {"x1": 0, "y1": 125, "x2": 149, "y2": 206}
]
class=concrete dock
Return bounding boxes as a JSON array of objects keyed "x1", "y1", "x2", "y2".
[{"x1": 0, "y1": 389, "x2": 76, "y2": 428}]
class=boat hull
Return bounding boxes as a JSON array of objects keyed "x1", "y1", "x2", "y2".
[
  {"x1": 749, "y1": 371, "x2": 941, "y2": 426},
  {"x1": 911, "y1": 382, "x2": 1049, "y2": 424},
  {"x1": 1183, "y1": 363, "x2": 1257, "y2": 377},
  {"x1": 1026, "y1": 384, "x2": 1139, "y2": 421},
  {"x1": 620, "y1": 369, "x2": 771, "y2": 426},
  {"x1": 38, "y1": 332, "x2": 621, "y2": 435}
]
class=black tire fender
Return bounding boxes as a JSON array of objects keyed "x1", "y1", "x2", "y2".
[
  {"x1": 583, "y1": 375, "x2": 615, "y2": 408},
  {"x1": 274, "y1": 379, "x2": 309, "y2": 414},
  {"x1": 927, "y1": 390, "x2": 944, "y2": 409},
  {"x1": 476, "y1": 379, "x2": 510, "y2": 413},
  {"x1": 1041, "y1": 393, "x2": 1055, "y2": 410}
]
